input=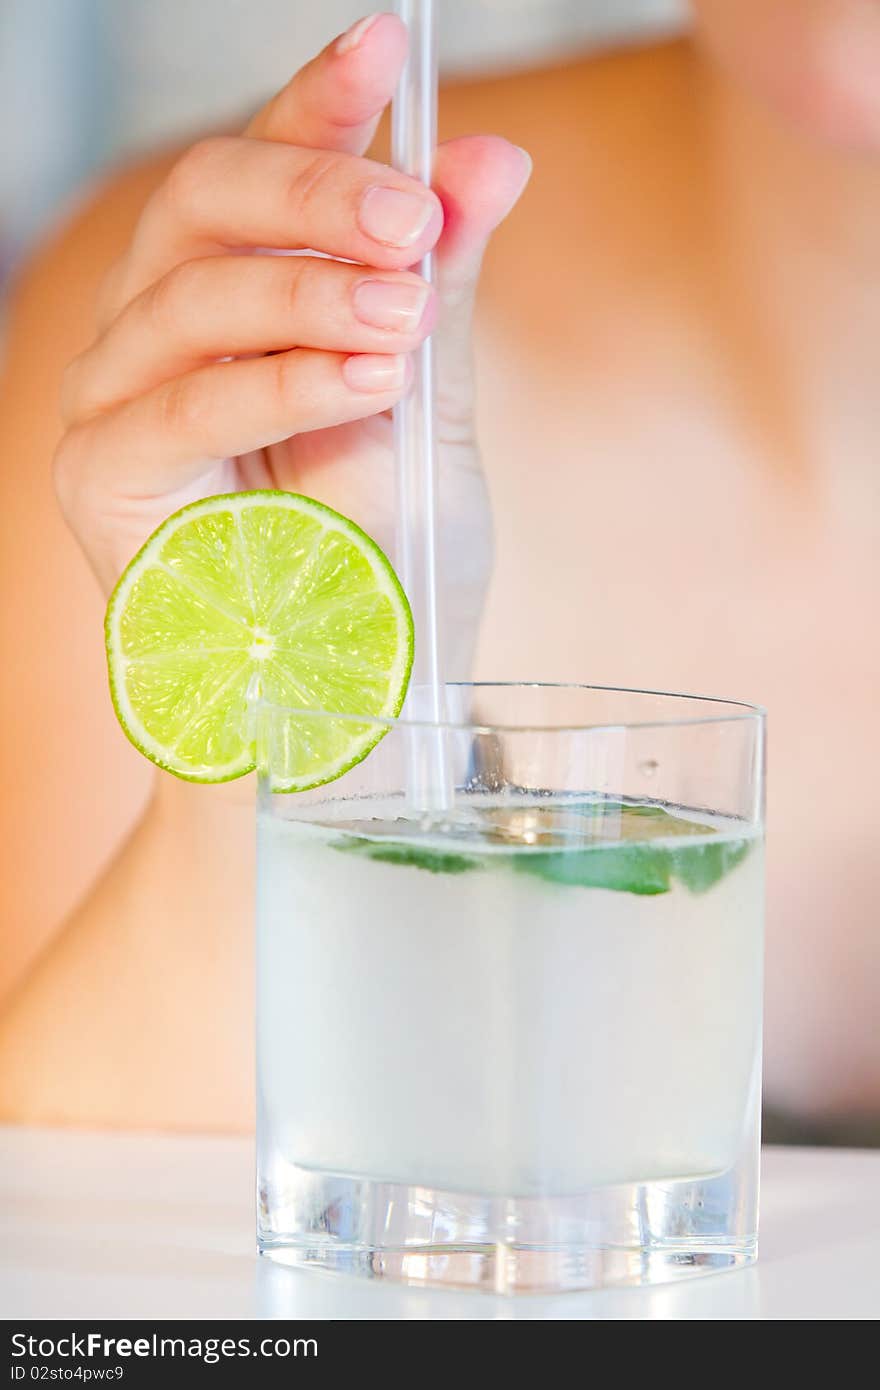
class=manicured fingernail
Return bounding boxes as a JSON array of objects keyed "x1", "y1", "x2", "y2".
[
  {"x1": 353, "y1": 279, "x2": 431, "y2": 332},
  {"x1": 495, "y1": 147, "x2": 533, "y2": 221},
  {"x1": 512, "y1": 146, "x2": 534, "y2": 192},
  {"x1": 343, "y1": 353, "x2": 409, "y2": 392},
  {"x1": 336, "y1": 14, "x2": 382, "y2": 55},
  {"x1": 359, "y1": 186, "x2": 436, "y2": 248}
]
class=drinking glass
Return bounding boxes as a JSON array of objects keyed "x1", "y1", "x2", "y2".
[{"x1": 256, "y1": 683, "x2": 764, "y2": 1294}]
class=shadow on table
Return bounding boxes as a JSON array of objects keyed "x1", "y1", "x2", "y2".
[{"x1": 763, "y1": 1109, "x2": 880, "y2": 1149}]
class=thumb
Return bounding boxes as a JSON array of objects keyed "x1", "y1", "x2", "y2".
[{"x1": 431, "y1": 136, "x2": 532, "y2": 439}]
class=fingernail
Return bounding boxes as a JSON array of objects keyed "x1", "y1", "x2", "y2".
[
  {"x1": 343, "y1": 353, "x2": 409, "y2": 392},
  {"x1": 512, "y1": 146, "x2": 534, "y2": 192},
  {"x1": 336, "y1": 14, "x2": 382, "y2": 55},
  {"x1": 498, "y1": 146, "x2": 533, "y2": 219},
  {"x1": 353, "y1": 279, "x2": 431, "y2": 332},
  {"x1": 359, "y1": 186, "x2": 436, "y2": 248}
]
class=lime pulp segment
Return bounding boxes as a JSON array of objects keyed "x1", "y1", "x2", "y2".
[{"x1": 105, "y1": 492, "x2": 413, "y2": 789}]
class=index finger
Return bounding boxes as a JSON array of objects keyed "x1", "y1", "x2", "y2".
[{"x1": 247, "y1": 12, "x2": 407, "y2": 154}]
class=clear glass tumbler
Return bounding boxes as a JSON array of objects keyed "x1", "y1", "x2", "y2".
[{"x1": 256, "y1": 683, "x2": 765, "y2": 1293}]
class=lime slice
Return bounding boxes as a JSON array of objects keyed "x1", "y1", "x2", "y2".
[{"x1": 105, "y1": 491, "x2": 413, "y2": 790}]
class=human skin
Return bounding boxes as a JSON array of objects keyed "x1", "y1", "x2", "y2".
[{"x1": 0, "y1": 5, "x2": 878, "y2": 1128}]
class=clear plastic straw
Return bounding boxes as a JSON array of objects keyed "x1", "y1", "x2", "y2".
[{"x1": 392, "y1": 0, "x2": 452, "y2": 810}]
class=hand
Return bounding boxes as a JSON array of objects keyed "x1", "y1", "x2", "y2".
[{"x1": 55, "y1": 13, "x2": 531, "y2": 673}]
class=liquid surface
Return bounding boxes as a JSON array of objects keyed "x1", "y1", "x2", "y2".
[{"x1": 290, "y1": 795, "x2": 755, "y2": 897}]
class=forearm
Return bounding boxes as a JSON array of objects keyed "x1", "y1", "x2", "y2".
[{"x1": 0, "y1": 779, "x2": 255, "y2": 1130}]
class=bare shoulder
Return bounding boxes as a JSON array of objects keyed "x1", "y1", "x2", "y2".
[
  {"x1": 0, "y1": 148, "x2": 182, "y2": 999},
  {"x1": 441, "y1": 38, "x2": 697, "y2": 147}
]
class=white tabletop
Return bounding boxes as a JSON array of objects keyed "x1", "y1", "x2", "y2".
[{"x1": 1, "y1": 1127, "x2": 878, "y2": 1320}]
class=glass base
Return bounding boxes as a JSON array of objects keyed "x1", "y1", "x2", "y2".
[{"x1": 258, "y1": 1163, "x2": 758, "y2": 1295}]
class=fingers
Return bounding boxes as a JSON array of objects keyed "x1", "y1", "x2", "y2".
[
  {"x1": 55, "y1": 346, "x2": 413, "y2": 512},
  {"x1": 115, "y1": 137, "x2": 443, "y2": 310},
  {"x1": 248, "y1": 12, "x2": 407, "y2": 153},
  {"x1": 64, "y1": 255, "x2": 435, "y2": 421}
]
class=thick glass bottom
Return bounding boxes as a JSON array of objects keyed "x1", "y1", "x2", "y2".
[{"x1": 257, "y1": 1162, "x2": 758, "y2": 1295}]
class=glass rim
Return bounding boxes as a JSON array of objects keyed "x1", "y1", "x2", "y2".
[{"x1": 255, "y1": 681, "x2": 765, "y2": 736}]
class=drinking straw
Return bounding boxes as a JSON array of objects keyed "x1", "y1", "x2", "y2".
[{"x1": 392, "y1": 0, "x2": 452, "y2": 810}]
